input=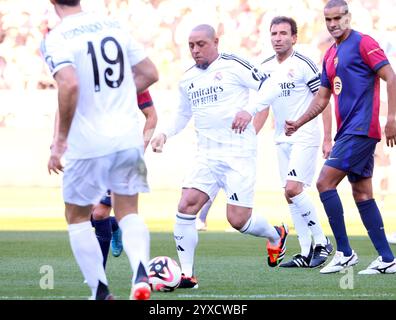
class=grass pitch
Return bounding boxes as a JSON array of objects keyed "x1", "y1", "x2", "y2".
[
  {"x1": 0, "y1": 231, "x2": 395, "y2": 300},
  {"x1": 0, "y1": 187, "x2": 395, "y2": 300}
]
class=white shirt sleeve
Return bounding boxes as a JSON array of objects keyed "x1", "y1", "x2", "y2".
[
  {"x1": 245, "y1": 70, "x2": 282, "y2": 115},
  {"x1": 162, "y1": 84, "x2": 193, "y2": 138},
  {"x1": 224, "y1": 55, "x2": 274, "y2": 116},
  {"x1": 41, "y1": 33, "x2": 74, "y2": 76},
  {"x1": 126, "y1": 36, "x2": 147, "y2": 67}
]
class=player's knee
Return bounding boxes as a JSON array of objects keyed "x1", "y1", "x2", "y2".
[
  {"x1": 352, "y1": 190, "x2": 372, "y2": 202},
  {"x1": 227, "y1": 215, "x2": 245, "y2": 230},
  {"x1": 316, "y1": 178, "x2": 328, "y2": 193},
  {"x1": 284, "y1": 186, "x2": 300, "y2": 199},
  {"x1": 92, "y1": 204, "x2": 111, "y2": 220},
  {"x1": 177, "y1": 200, "x2": 199, "y2": 215}
]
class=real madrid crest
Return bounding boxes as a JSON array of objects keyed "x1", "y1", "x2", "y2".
[{"x1": 214, "y1": 72, "x2": 222, "y2": 81}]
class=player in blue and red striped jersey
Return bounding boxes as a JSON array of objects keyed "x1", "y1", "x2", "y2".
[
  {"x1": 285, "y1": 0, "x2": 396, "y2": 274},
  {"x1": 91, "y1": 90, "x2": 157, "y2": 268}
]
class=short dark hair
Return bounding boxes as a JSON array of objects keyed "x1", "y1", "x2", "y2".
[
  {"x1": 54, "y1": 0, "x2": 80, "y2": 5},
  {"x1": 324, "y1": 0, "x2": 349, "y2": 14},
  {"x1": 270, "y1": 16, "x2": 298, "y2": 36}
]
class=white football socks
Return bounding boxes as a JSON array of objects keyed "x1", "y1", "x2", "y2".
[
  {"x1": 240, "y1": 214, "x2": 280, "y2": 245},
  {"x1": 174, "y1": 212, "x2": 198, "y2": 277},
  {"x1": 291, "y1": 192, "x2": 327, "y2": 246},
  {"x1": 118, "y1": 213, "x2": 150, "y2": 284},
  {"x1": 68, "y1": 221, "x2": 107, "y2": 298},
  {"x1": 289, "y1": 203, "x2": 313, "y2": 257}
]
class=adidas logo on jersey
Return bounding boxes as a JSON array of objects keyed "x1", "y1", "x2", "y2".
[
  {"x1": 229, "y1": 193, "x2": 239, "y2": 201},
  {"x1": 288, "y1": 169, "x2": 297, "y2": 177},
  {"x1": 302, "y1": 211, "x2": 311, "y2": 217}
]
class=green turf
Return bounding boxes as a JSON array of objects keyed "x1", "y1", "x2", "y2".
[
  {"x1": 2, "y1": 187, "x2": 396, "y2": 234},
  {"x1": 0, "y1": 231, "x2": 394, "y2": 300}
]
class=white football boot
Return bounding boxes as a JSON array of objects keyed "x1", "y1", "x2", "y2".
[
  {"x1": 386, "y1": 232, "x2": 396, "y2": 245},
  {"x1": 358, "y1": 256, "x2": 396, "y2": 274},
  {"x1": 320, "y1": 250, "x2": 358, "y2": 274}
]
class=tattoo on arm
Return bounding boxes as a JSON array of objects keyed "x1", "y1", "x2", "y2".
[{"x1": 308, "y1": 102, "x2": 326, "y2": 120}]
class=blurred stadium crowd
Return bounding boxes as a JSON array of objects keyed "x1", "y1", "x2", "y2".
[
  {"x1": 0, "y1": 0, "x2": 395, "y2": 92},
  {"x1": 0, "y1": 0, "x2": 395, "y2": 189}
]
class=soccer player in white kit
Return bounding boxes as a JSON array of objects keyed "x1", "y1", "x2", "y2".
[
  {"x1": 42, "y1": 0, "x2": 158, "y2": 300},
  {"x1": 151, "y1": 24, "x2": 288, "y2": 288},
  {"x1": 255, "y1": 16, "x2": 333, "y2": 268}
]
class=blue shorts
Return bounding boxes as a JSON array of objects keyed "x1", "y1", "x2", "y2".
[
  {"x1": 325, "y1": 134, "x2": 379, "y2": 183},
  {"x1": 99, "y1": 190, "x2": 112, "y2": 207}
]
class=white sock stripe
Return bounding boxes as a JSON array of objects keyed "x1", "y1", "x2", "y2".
[
  {"x1": 240, "y1": 217, "x2": 252, "y2": 233},
  {"x1": 176, "y1": 213, "x2": 196, "y2": 221}
]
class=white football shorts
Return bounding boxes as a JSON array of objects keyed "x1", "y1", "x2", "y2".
[
  {"x1": 63, "y1": 148, "x2": 149, "y2": 206},
  {"x1": 182, "y1": 155, "x2": 256, "y2": 208},
  {"x1": 276, "y1": 143, "x2": 319, "y2": 187}
]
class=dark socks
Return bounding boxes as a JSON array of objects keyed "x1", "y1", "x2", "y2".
[
  {"x1": 92, "y1": 217, "x2": 112, "y2": 268},
  {"x1": 320, "y1": 189, "x2": 352, "y2": 256},
  {"x1": 357, "y1": 199, "x2": 394, "y2": 262}
]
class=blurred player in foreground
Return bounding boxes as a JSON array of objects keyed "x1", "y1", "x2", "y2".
[
  {"x1": 43, "y1": 0, "x2": 158, "y2": 299},
  {"x1": 91, "y1": 90, "x2": 157, "y2": 267}
]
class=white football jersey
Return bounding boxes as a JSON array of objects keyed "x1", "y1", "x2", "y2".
[
  {"x1": 41, "y1": 11, "x2": 146, "y2": 159},
  {"x1": 261, "y1": 50, "x2": 321, "y2": 145},
  {"x1": 165, "y1": 53, "x2": 271, "y2": 158}
]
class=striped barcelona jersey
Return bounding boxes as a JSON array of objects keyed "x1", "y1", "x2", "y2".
[
  {"x1": 261, "y1": 51, "x2": 321, "y2": 145},
  {"x1": 321, "y1": 30, "x2": 389, "y2": 141}
]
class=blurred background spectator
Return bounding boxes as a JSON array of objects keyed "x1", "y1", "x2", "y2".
[{"x1": 0, "y1": 0, "x2": 394, "y2": 91}]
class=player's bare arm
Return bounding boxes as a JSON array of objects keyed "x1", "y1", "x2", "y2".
[
  {"x1": 285, "y1": 86, "x2": 331, "y2": 136},
  {"x1": 252, "y1": 108, "x2": 270, "y2": 135},
  {"x1": 321, "y1": 103, "x2": 333, "y2": 158},
  {"x1": 132, "y1": 57, "x2": 159, "y2": 93},
  {"x1": 141, "y1": 106, "x2": 158, "y2": 151},
  {"x1": 48, "y1": 66, "x2": 79, "y2": 175},
  {"x1": 377, "y1": 64, "x2": 396, "y2": 147}
]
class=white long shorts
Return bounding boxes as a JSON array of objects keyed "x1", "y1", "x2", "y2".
[
  {"x1": 63, "y1": 148, "x2": 149, "y2": 206},
  {"x1": 182, "y1": 156, "x2": 256, "y2": 208},
  {"x1": 276, "y1": 143, "x2": 319, "y2": 188}
]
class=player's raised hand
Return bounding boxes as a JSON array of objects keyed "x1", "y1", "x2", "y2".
[
  {"x1": 48, "y1": 139, "x2": 67, "y2": 175},
  {"x1": 151, "y1": 133, "x2": 167, "y2": 153},
  {"x1": 232, "y1": 111, "x2": 252, "y2": 134},
  {"x1": 284, "y1": 120, "x2": 299, "y2": 136}
]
